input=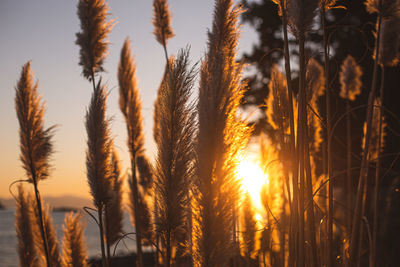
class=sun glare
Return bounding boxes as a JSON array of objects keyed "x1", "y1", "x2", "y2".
[{"x1": 237, "y1": 159, "x2": 269, "y2": 211}]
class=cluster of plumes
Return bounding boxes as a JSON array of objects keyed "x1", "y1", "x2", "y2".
[
  {"x1": 339, "y1": 55, "x2": 363, "y2": 101},
  {"x1": 305, "y1": 58, "x2": 325, "y2": 154},
  {"x1": 76, "y1": 0, "x2": 114, "y2": 81},
  {"x1": 266, "y1": 65, "x2": 291, "y2": 135},
  {"x1": 152, "y1": 0, "x2": 175, "y2": 46},
  {"x1": 154, "y1": 49, "x2": 196, "y2": 264},
  {"x1": 194, "y1": 0, "x2": 251, "y2": 266},
  {"x1": 118, "y1": 38, "x2": 153, "y2": 244},
  {"x1": 362, "y1": 98, "x2": 386, "y2": 162},
  {"x1": 15, "y1": 185, "x2": 39, "y2": 267},
  {"x1": 287, "y1": 0, "x2": 319, "y2": 38},
  {"x1": 62, "y1": 213, "x2": 88, "y2": 267},
  {"x1": 105, "y1": 149, "x2": 124, "y2": 246},
  {"x1": 15, "y1": 62, "x2": 55, "y2": 184},
  {"x1": 85, "y1": 81, "x2": 113, "y2": 208},
  {"x1": 241, "y1": 193, "x2": 257, "y2": 261}
]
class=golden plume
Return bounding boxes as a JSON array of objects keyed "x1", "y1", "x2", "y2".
[
  {"x1": 85, "y1": 80, "x2": 113, "y2": 208},
  {"x1": 379, "y1": 15, "x2": 400, "y2": 66},
  {"x1": 154, "y1": 48, "x2": 196, "y2": 265},
  {"x1": 76, "y1": 0, "x2": 114, "y2": 81},
  {"x1": 194, "y1": 0, "x2": 251, "y2": 265},
  {"x1": 62, "y1": 212, "x2": 88, "y2": 267},
  {"x1": 241, "y1": 193, "x2": 257, "y2": 263},
  {"x1": 339, "y1": 55, "x2": 363, "y2": 101},
  {"x1": 152, "y1": 0, "x2": 175, "y2": 46},
  {"x1": 15, "y1": 185, "x2": 39, "y2": 267}
]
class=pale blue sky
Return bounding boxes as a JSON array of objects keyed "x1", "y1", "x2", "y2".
[{"x1": 0, "y1": 0, "x2": 258, "y2": 198}]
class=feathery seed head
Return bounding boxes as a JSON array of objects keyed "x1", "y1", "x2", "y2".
[
  {"x1": 266, "y1": 65, "x2": 291, "y2": 134},
  {"x1": 362, "y1": 98, "x2": 386, "y2": 161},
  {"x1": 85, "y1": 81, "x2": 113, "y2": 208},
  {"x1": 287, "y1": 0, "x2": 319, "y2": 38},
  {"x1": 62, "y1": 212, "x2": 88, "y2": 267},
  {"x1": 152, "y1": 0, "x2": 175, "y2": 46},
  {"x1": 339, "y1": 55, "x2": 363, "y2": 101},
  {"x1": 15, "y1": 185, "x2": 39, "y2": 267},
  {"x1": 379, "y1": 15, "x2": 400, "y2": 66},
  {"x1": 15, "y1": 62, "x2": 54, "y2": 183},
  {"x1": 118, "y1": 38, "x2": 145, "y2": 156},
  {"x1": 76, "y1": 0, "x2": 114, "y2": 81},
  {"x1": 306, "y1": 58, "x2": 325, "y2": 105}
]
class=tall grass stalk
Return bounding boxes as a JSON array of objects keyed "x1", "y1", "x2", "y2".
[
  {"x1": 194, "y1": 0, "x2": 250, "y2": 265},
  {"x1": 154, "y1": 49, "x2": 196, "y2": 266},
  {"x1": 349, "y1": 2, "x2": 384, "y2": 263},
  {"x1": 15, "y1": 62, "x2": 55, "y2": 267},
  {"x1": 15, "y1": 185, "x2": 39, "y2": 267},
  {"x1": 117, "y1": 38, "x2": 147, "y2": 267}
]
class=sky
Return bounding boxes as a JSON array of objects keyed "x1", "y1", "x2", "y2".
[{"x1": 0, "y1": 0, "x2": 258, "y2": 199}]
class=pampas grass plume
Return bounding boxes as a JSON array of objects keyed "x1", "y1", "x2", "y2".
[
  {"x1": 287, "y1": 0, "x2": 319, "y2": 38},
  {"x1": 365, "y1": 0, "x2": 400, "y2": 18},
  {"x1": 152, "y1": 0, "x2": 175, "y2": 46},
  {"x1": 76, "y1": 0, "x2": 115, "y2": 81},
  {"x1": 306, "y1": 58, "x2": 325, "y2": 104},
  {"x1": 266, "y1": 65, "x2": 291, "y2": 134},
  {"x1": 339, "y1": 55, "x2": 363, "y2": 101},
  {"x1": 15, "y1": 62, "x2": 54, "y2": 183},
  {"x1": 62, "y1": 212, "x2": 88, "y2": 267},
  {"x1": 15, "y1": 185, "x2": 39, "y2": 267},
  {"x1": 379, "y1": 15, "x2": 400, "y2": 66},
  {"x1": 85, "y1": 81, "x2": 113, "y2": 208}
]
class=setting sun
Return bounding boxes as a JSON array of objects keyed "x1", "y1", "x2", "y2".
[{"x1": 237, "y1": 158, "x2": 269, "y2": 211}]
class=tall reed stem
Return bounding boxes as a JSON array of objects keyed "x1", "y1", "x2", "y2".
[
  {"x1": 320, "y1": 7, "x2": 333, "y2": 267},
  {"x1": 349, "y1": 13, "x2": 382, "y2": 266},
  {"x1": 371, "y1": 66, "x2": 385, "y2": 267},
  {"x1": 280, "y1": 2, "x2": 298, "y2": 264},
  {"x1": 346, "y1": 97, "x2": 352, "y2": 236},
  {"x1": 32, "y1": 179, "x2": 51, "y2": 267},
  {"x1": 97, "y1": 205, "x2": 108, "y2": 267}
]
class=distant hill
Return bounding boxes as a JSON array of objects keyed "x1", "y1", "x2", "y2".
[{"x1": 0, "y1": 195, "x2": 92, "y2": 209}]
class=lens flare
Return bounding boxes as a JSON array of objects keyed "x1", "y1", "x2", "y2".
[{"x1": 237, "y1": 159, "x2": 269, "y2": 211}]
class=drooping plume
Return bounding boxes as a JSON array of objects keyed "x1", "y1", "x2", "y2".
[
  {"x1": 76, "y1": 0, "x2": 114, "y2": 81},
  {"x1": 85, "y1": 81, "x2": 113, "y2": 208},
  {"x1": 62, "y1": 212, "x2": 88, "y2": 267},
  {"x1": 339, "y1": 55, "x2": 363, "y2": 101},
  {"x1": 195, "y1": 0, "x2": 251, "y2": 265},
  {"x1": 15, "y1": 62, "x2": 55, "y2": 183},
  {"x1": 15, "y1": 185, "x2": 39, "y2": 267},
  {"x1": 154, "y1": 49, "x2": 196, "y2": 265},
  {"x1": 105, "y1": 149, "x2": 124, "y2": 246},
  {"x1": 266, "y1": 65, "x2": 291, "y2": 134},
  {"x1": 362, "y1": 98, "x2": 386, "y2": 161},
  {"x1": 152, "y1": 0, "x2": 175, "y2": 46}
]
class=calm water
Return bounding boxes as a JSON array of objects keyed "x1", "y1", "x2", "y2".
[{"x1": 0, "y1": 209, "x2": 137, "y2": 267}]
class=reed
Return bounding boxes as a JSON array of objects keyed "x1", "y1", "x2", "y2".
[
  {"x1": 15, "y1": 62, "x2": 55, "y2": 267},
  {"x1": 154, "y1": 48, "x2": 196, "y2": 266},
  {"x1": 241, "y1": 193, "x2": 257, "y2": 266},
  {"x1": 85, "y1": 81, "x2": 113, "y2": 267},
  {"x1": 152, "y1": 0, "x2": 174, "y2": 62},
  {"x1": 194, "y1": 1, "x2": 251, "y2": 266},
  {"x1": 15, "y1": 185, "x2": 39, "y2": 267},
  {"x1": 118, "y1": 38, "x2": 149, "y2": 267},
  {"x1": 62, "y1": 212, "x2": 88, "y2": 267}
]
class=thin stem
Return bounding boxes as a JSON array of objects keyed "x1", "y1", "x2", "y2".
[
  {"x1": 349, "y1": 12, "x2": 382, "y2": 266},
  {"x1": 321, "y1": 6, "x2": 333, "y2": 267},
  {"x1": 98, "y1": 205, "x2": 108, "y2": 267},
  {"x1": 280, "y1": 2, "x2": 298, "y2": 265},
  {"x1": 105, "y1": 206, "x2": 111, "y2": 264},
  {"x1": 371, "y1": 66, "x2": 385, "y2": 267},
  {"x1": 346, "y1": 97, "x2": 352, "y2": 237},
  {"x1": 33, "y1": 180, "x2": 51, "y2": 267}
]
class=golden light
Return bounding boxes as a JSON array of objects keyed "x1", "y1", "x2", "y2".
[{"x1": 237, "y1": 158, "x2": 269, "y2": 212}]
